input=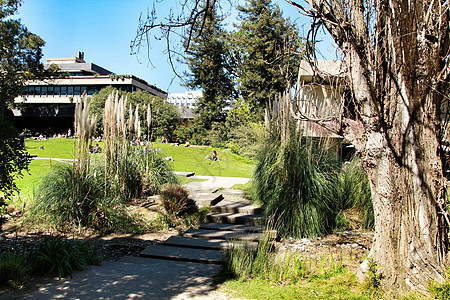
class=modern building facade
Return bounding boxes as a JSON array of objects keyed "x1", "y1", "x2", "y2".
[
  {"x1": 12, "y1": 52, "x2": 167, "y2": 132},
  {"x1": 166, "y1": 91, "x2": 202, "y2": 108}
]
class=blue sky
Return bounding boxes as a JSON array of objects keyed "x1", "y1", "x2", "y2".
[{"x1": 16, "y1": 0, "x2": 337, "y2": 93}]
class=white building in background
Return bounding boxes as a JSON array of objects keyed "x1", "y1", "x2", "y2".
[{"x1": 166, "y1": 91, "x2": 202, "y2": 108}]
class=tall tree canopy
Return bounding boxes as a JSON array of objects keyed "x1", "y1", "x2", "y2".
[
  {"x1": 0, "y1": 0, "x2": 45, "y2": 200},
  {"x1": 184, "y1": 3, "x2": 234, "y2": 129},
  {"x1": 286, "y1": 0, "x2": 450, "y2": 292},
  {"x1": 0, "y1": 0, "x2": 44, "y2": 114},
  {"x1": 234, "y1": 0, "x2": 302, "y2": 112}
]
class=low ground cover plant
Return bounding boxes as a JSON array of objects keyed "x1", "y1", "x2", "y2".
[{"x1": 0, "y1": 236, "x2": 101, "y2": 289}]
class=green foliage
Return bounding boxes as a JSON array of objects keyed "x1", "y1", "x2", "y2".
[
  {"x1": 234, "y1": 0, "x2": 302, "y2": 112},
  {"x1": 0, "y1": 115, "x2": 30, "y2": 201},
  {"x1": 31, "y1": 236, "x2": 101, "y2": 279},
  {"x1": 221, "y1": 229, "x2": 347, "y2": 284},
  {"x1": 0, "y1": 251, "x2": 30, "y2": 288},
  {"x1": 0, "y1": 0, "x2": 45, "y2": 112},
  {"x1": 131, "y1": 147, "x2": 177, "y2": 196},
  {"x1": 429, "y1": 279, "x2": 450, "y2": 300},
  {"x1": 0, "y1": 196, "x2": 6, "y2": 230},
  {"x1": 184, "y1": 3, "x2": 234, "y2": 130},
  {"x1": 338, "y1": 157, "x2": 374, "y2": 229},
  {"x1": 29, "y1": 162, "x2": 145, "y2": 233},
  {"x1": 227, "y1": 122, "x2": 266, "y2": 158},
  {"x1": 90, "y1": 87, "x2": 179, "y2": 140},
  {"x1": 362, "y1": 258, "x2": 384, "y2": 295},
  {"x1": 160, "y1": 183, "x2": 189, "y2": 214},
  {"x1": 255, "y1": 130, "x2": 340, "y2": 238}
]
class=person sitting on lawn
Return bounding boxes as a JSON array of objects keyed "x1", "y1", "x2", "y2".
[{"x1": 206, "y1": 150, "x2": 219, "y2": 161}]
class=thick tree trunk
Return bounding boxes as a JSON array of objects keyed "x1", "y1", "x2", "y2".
[
  {"x1": 345, "y1": 34, "x2": 447, "y2": 293},
  {"x1": 305, "y1": 0, "x2": 449, "y2": 292}
]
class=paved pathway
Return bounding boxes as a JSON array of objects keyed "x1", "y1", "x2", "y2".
[{"x1": 20, "y1": 175, "x2": 252, "y2": 299}]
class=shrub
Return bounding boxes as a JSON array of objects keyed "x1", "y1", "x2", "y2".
[
  {"x1": 227, "y1": 122, "x2": 266, "y2": 159},
  {"x1": 31, "y1": 236, "x2": 101, "y2": 279},
  {"x1": 130, "y1": 147, "x2": 177, "y2": 196},
  {"x1": 160, "y1": 183, "x2": 190, "y2": 214},
  {"x1": 0, "y1": 196, "x2": 6, "y2": 231},
  {"x1": 29, "y1": 163, "x2": 146, "y2": 233},
  {"x1": 339, "y1": 157, "x2": 374, "y2": 229},
  {"x1": 255, "y1": 130, "x2": 340, "y2": 238},
  {"x1": 0, "y1": 251, "x2": 30, "y2": 288}
]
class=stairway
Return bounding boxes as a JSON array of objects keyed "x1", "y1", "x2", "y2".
[{"x1": 139, "y1": 186, "x2": 276, "y2": 265}]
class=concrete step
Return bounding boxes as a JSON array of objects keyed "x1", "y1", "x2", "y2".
[
  {"x1": 211, "y1": 198, "x2": 263, "y2": 214},
  {"x1": 175, "y1": 171, "x2": 195, "y2": 177},
  {"x1": 188, "y1": 192, "x2": 223, "y2": 208},
  {"x1": 139, "y1": 244, "x2": 222, "y2": 264},
  {"x1": 183, "y1": 228, "x2": 267, "y2": 242},
  {"x1": 163, "y1": 236, "x2": 258, "y2": 251},
  {"x1": 206, "y1": 212, "x2": 263, "y2": 226},
  {"x1": 199, "y1": 223, "x2": 265, "y2": 233}
]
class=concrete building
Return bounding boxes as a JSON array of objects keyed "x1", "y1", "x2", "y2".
[
  {"x1": 166, "y1": 91, "x2": 202, "y2": 108},
  {"x1": 13, "y1": 51, "x2": 167, "y2": 132},
  {"x1": 295, "y1": 60, "x2": 355, "y2": 160}
]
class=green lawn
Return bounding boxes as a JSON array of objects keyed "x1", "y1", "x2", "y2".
[
  {"x1": 152, "y1": 143, "x2": 254, "y2": 178},
  {"x1": 16, "y1": 139, "x2": 254, "y2": 198},
  {"x1": 25, "y1": 138, "x2": 78, "y2": 159}
]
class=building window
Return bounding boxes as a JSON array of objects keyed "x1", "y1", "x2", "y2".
[
  {"x1": 61, "y1": 86, "x2": 67, "y2": 96},
  {"x1": 54, "y1": 86, "x2": 61, "y2": 96},
  {"x1": 68, "y1": 86, "x2": 74, "y2": 95},
  {"x1": 41, "y1": 86, "x2": 47, "y2": 96},
  {"x1": 74, "y1": 86, "x2": 81, "y2": 95}
]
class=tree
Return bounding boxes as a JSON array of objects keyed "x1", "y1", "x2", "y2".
[
  {"x1": 286, "y1": 0, "x2": 450, "y2": 292},
  {"x1": 184, "y1": 3, "x2": 234, "y2": 130},
  {"x1": 234, "y1": 0, "x2": 301, "y2": 112},
  {"x1": 0, "y1": 0, "x2": 44, "y2": 114},
  {"x1": 90, "y1": 87, "x2": 180, "y2": 141},
  {"x1": 0, "y1": 0, "x2": 44, "y2": 200}
]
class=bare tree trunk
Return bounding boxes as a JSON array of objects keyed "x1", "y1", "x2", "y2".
[{"x1": 305, "y1": 0, "x2": 449, "y2": 292}]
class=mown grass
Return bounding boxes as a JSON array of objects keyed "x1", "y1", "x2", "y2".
[
  {"x1": 153, "y1": 143, "x2": 254, "y2": 178},
  {"x1": 220, "y1": 274, "x2": 371, "y2": 300},
  {"x1": 20, "y1": 139, "x2": 253, "y2": 183},
  {"x1": 15, "y1": 139, "x2": 253, "y2": 199}
]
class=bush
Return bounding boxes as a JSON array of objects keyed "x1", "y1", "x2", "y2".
[
  {"x1": 255, "y1": 130, "x2": 340, "y2": 238},
  {"x1": 338, "y1": 157, "x2": 374, "y2": 229},
  {"x1": 227, "y1": 123, "x2": 266, "y2": 159},
  {"x1": 160, "y1": 183, "x2": 190, "y2": 214},
  {"x1": 0, "y1": 196, "x2": 6, "y2": 231},
  {"x1": 130, "y1": 147, "x2": 177, "y2": 196},
  {"x1": 29, "y1": 163, "x2": 144, "y2": 233},
  {"x1": 0, "y1": 251, "x2": 30, "y2": 288},
  {"x1": 31, "y1": 236, "x2": 101, "y2": 279}
]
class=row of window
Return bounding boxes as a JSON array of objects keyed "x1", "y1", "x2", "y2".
[{"x1": 22, "y1": 85, "x2": 137, "y2": 97}]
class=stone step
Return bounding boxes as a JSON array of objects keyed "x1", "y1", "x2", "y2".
[
  {"x1": 183, "y1": 228, "x2": 268, "y2": 242},
  {"x1": 175, "y1": 171, "x2": 195, "y2": 177},
  {"x1": 206, "y1": 212, "x2": 263, "y2": 226},
  {"x1": 139, "y1": 244, "x2": 222, "y2": 264},
  {"x1": 211, "y1": 198, "x2": 263, "y2": 214},
  {"x1": 189, "y1": 193, "x2": 223, "y2": 208},
  {"x1": 199, "y1": 223, "x2": 265, "y2": 233},
  {"x1": 163, "y1": 236, "x2": 258, "y2": 251}
]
